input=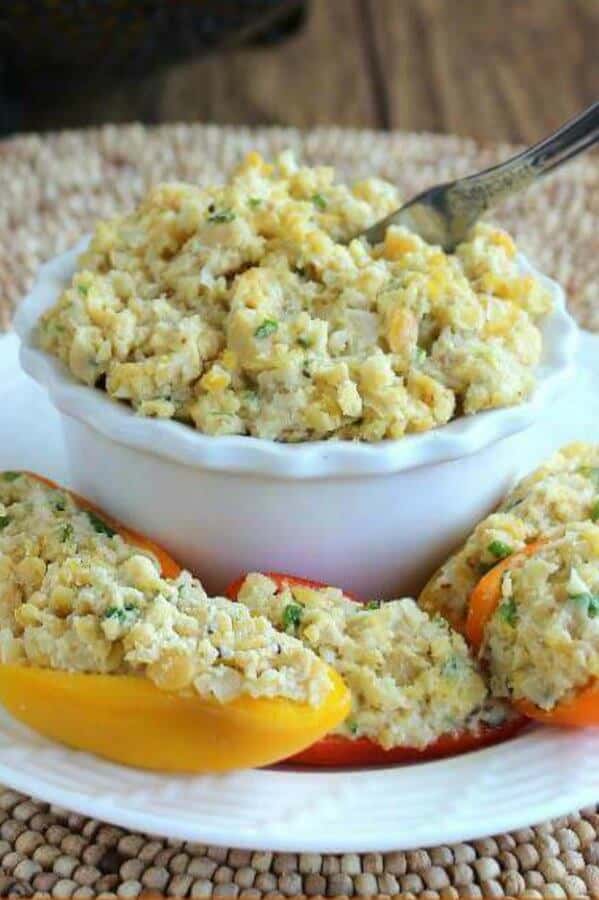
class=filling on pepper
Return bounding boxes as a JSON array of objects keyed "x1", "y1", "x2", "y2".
[
  {"x1": 234, "y1": 573, "x2": 502, "y2": 750},
  {"x1": 481, "y1": 522, "x2": 599, "y2": 711},
  {"x1": 419, "y1": 442, "x2": 599, "y2": 630},
  {"x1": 0, "y1": 474, "x2": 331, "y2": 706}
]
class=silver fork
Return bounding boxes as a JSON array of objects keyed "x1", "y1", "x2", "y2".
[{"x1": 356, "y1": 101, "x2": 599, "y2": 252}]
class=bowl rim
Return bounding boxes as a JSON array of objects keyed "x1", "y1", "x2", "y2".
[{"x1": 14, "y1": 238, "x2": 579, "y2": 480}]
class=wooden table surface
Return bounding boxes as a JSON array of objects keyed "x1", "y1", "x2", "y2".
[{"x1": 19, "y1": 0, "x2": 598, "y2": 144}]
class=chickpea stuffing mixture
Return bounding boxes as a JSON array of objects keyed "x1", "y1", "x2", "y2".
[
  {"x1": 0, "y1": 473, "x2": 331, "y2": 706},
  {"x1": 235, "y1": 573, "x2": 498, "y2": 749},
  {"x1": 38, "y1": 151, "x2": 552, "y2": 442},
  {"x1": 483, "y1": 522, "x2": 599, "y2": 710},
  {"x1": 420, "y1": 443, "x2": 599, "y2": 630}
]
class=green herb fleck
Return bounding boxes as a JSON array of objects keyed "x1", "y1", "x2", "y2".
[
  {"x1": 579, "y1": 466, "x2": 599, "y2": 488},
  {"x1": 413, "y1": 347, "x2": 427, "y2": 365},
  {"x1": 0, "y1": 516, "x2": 10, "y2": 531},
  {"x1": 498, "y1": 598, "x2": 518, "y2": 627},
  {"x1": 2, "y1": 472, "x2": 20, "y2": 482},
  {"x1": 207, "y1": 412, "x2": 235, "y2": 420},
  {"x1": 103, "y1": 603, "x2": 138, "y2": 625},
  {"x1": 591, "y1": 500, "x2": 599, "y2": 523},
  {"x1": 282, "y1": 603, "x2": 303, "y2": 632},
  {"x1": 488, "y1": 539, "x2": 513, "y2": 560},
  {"x1": 77, "y1": 284, "x2": 89, "y2": 297},
  {"x1": 297, "y1": 336, "x2": 312, "y2": 349},
  {"x1": 347, "y1": 719, "x2": 359, "y2": 736},
  {"x1": 378, "y1": 279, "x2": 402, "y2": 296},
  {"x1": 53, "y1": 494, "x2": 66, "y2": 512},
  {"x1": 442, "y1": 655, "x2": 462, "y2": 677},
  {"x1": 254, "y1": 319, "x2": 278, "y2": 339},
  {"x1": 86, "y1": 510, "x2": 116, "y2": 538},
  {"x1": 365, "y1": 600, "x2": 381, "y2": 610},
  {"x1": 311, "y1": 193, "x2": 327, "y2": 210},
  {"x1": 586, "y1": 596, "x2": 599, "y2": 618},
  {"x1": 61, "y1": 523, "x2": 74, "y2": 542},
  {"x1": 571, "y1": 594, "x2": 599, "y2": 618},
  {"x1": 207, "y1": 208, "x2": 235, "y2": 224},
  {"x1": 248, "y1": 197, "x2": 262, "y2": 209}
]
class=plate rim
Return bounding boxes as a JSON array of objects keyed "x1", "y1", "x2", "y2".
[{"x1": 0, "y1": 706, "x2": 598, "y2": 852}]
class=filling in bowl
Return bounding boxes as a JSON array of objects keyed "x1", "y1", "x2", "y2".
[{"x1": 37, "y1": 150, "x2": 552, "y2": 443}]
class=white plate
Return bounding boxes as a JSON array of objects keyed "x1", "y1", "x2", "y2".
[{"x1": 0, "y1": 329, "x2": 598, "y2": 852}]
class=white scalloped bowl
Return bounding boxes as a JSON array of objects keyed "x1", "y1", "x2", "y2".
[{"x1": 14, "y1": 239, "x2": 579, "y2": 597}]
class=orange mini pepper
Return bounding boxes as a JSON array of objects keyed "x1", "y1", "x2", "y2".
[{"x1": 466, "y1": 541, "x2": 599, "y2": 728}]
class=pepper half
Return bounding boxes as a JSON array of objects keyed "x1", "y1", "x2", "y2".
[
  {"x1": 0, "y1": 663, "x2": 350, "y2": 772},
  {"x1": 466, "y1": 541, "x2": 599, "y2": 728},
  {"x1": 227, "y1": 572, "x2": 527, "y2": 766},
  {"x1": 0, "y1": 475, "x2": 351, "y2": 771}
]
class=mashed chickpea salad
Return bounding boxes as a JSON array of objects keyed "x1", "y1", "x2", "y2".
[
  {"x1": 0, "y1": 473, "x2": 330, "y2": 706},
  {"x1": 37, "y1": 151, "x2": 552, "y2": 443},
  {"x1": 420, "y1": 442, "x2": 599, "y2": 630},
  {"x1": 235, "y1": 573, "x2": 491, "y2": 750},
  {"x1": 482, "y1": 521, "x2": 599, "y2": 712}
]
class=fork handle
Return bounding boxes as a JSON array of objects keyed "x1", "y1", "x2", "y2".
[
  {"x1": 519, "y1": 100, "x2": 599, "y2": 174},
  {"x1": 460, "y1": 101, "x2": 599, "y2": 207}
]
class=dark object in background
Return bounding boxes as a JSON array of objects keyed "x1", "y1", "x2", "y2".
[{"x1": 0, "y1": 0, "x2": 307, "y2": 136}]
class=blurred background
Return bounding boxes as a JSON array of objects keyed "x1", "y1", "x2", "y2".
[{"x1": 1, "y1": 0, "x2": 597, "y2": 143}]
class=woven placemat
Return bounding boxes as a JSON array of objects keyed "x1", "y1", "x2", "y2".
[
  {"x1": 0, "y1": 123, "x2": 598, "y2": 898},
  {"x1": 0, "y1": 789, "x2": 597, "y2": 899}
]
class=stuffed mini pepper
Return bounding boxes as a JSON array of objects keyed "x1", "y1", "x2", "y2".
[
  {"x1": 419, "y1": 443, "x2": 599, "y2": 632},
  {"x1": 228, "y1": 573, "x2": 524, "y2": 765},
  {"x1": 0, "y1": 473, "x2": 349, "y2": 771},
  {"x1": 467, "y1": 522, "x2": 599, "y2": 726}
]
